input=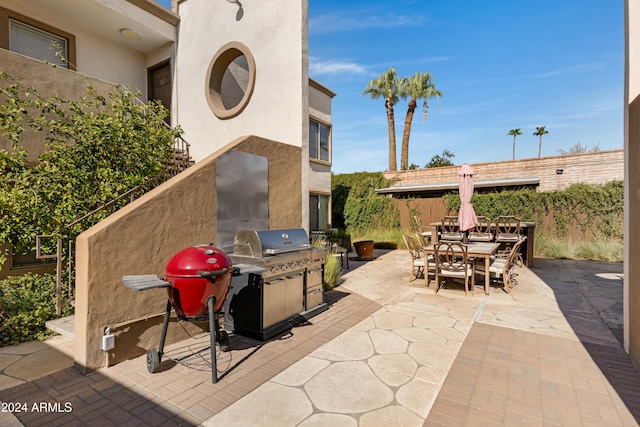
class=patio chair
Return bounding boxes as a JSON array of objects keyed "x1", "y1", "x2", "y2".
[
  {"x1": 402, "y1": 235, "x2": 424, "y2": 281},
  {"x1": 413, "y1": 215, "x2": 433, "y2": 244},
  {"x1": 403, "y1": 234, "x2": 435, "y2": 284},
  {"x1": 330, "y1": 234, "x2": 351, "y2": 269},
  {"x1": 415, "y1": 232, "x2": 429, "y2": 248},
  {"x1": 440, "y1": 216, "x2": 464, "y2": 241},
  {"x1": 495, "y1": 215, "x2": 521, "y2": 242},
  {"x1": 433, "y1": 241, "x2": 475, "y2": 296},
  {"x1": 414, "y1": 233, "x2": 436, "y2": 286},
  {"x1": 495, "y1": 215, "x2": 521, "y2": 257},
  {"x1": 477, "y1": 236, "x2": 526, "y2": 293},
  {"x1": 467, "y1": 216, "x2": 493, "y2": 242}
]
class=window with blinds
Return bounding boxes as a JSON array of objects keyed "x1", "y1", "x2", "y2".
[{"x1": 9, "y1": 19, "x2": 68, "y2": 68}]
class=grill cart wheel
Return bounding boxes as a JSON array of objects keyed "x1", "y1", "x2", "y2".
[
  {"x1": 217, "y1": 330, "x2": 230, "y2": 352},
  {"x1": 147, "y1": 347, "x2": 160, "y2": 373}
]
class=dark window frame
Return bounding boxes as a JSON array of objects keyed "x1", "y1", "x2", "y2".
[
  {"x1": 309, "y1": 117, "x2": 331, "y2": 164},
  {"x1": 309, "y1": 192, "x2": 330, "y2": 232}
]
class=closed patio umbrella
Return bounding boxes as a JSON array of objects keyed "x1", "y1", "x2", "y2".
[{"x1": 458, "y1": 164, "x2": 479, "y2": 233}]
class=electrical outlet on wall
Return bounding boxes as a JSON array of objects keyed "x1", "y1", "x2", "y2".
[{"x1": 101, "y1": 332, "x2": 115, "y2": 351}]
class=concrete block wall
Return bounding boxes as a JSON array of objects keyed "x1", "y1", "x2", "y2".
[{"x1": 382, "y1": 149, "x2": 623, "y2": 192}]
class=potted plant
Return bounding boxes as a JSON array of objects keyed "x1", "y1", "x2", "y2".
[{"x1": 353, "y1": 240, "x2": 375, "y2": 260}]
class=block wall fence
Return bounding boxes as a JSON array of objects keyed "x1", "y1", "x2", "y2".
[{"x1": 382, "y1": 149, "x2": 623, "y2": 192}]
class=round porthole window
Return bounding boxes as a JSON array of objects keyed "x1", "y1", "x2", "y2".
[{"x1": 206, "y1": 42, "x2": 256, "y2": 119}]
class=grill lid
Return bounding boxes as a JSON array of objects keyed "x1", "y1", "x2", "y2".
[
  {"x1": 233, "y1": 228, "x2": 311, "y2": 257},
  {"x1": 165, "y1": 245, "x2": 232, "y2": 278}
]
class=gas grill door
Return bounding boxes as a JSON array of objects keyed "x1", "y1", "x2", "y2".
[
  {"x1": 263, "y1": 277, "x2": 286, "y2": 329},
  {"x1": 285, "y1": 272, "x2": 304, "y2": 318}
]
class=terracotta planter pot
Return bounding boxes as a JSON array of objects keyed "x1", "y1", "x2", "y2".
[{"x1": 353, "y1": 240, "x2": 374, "y2": 261}]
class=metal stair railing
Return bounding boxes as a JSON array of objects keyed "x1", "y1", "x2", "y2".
[{"x1": 123, "y1": 85, "x2": 192, "y2": 176}]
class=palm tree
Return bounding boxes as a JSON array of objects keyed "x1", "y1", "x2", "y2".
[
  {"x1": 533, "y1": 126, "x2": 549, "y2": 158},
  {"x1": 397, "y1": 72, "x2": 442, "y2": 170},
  {"x1": 507, "y1": 128, "x2": 522, "y2": 160},
  {"x1": 363, "y1": 67, "x2": 399, "y2": 171}
]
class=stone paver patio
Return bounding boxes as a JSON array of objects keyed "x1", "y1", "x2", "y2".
[{"x1": 1, "y1": 250, "x2": 638, "y2": 426}]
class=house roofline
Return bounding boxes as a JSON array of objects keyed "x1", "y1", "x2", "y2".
[
  {"x1": 309, "y1": 78, "x2": 336, "y2": 98},
  {"x1": 127, "y1": 0, "x2": 180, "y2": 26},
  {"x1": 376, "y1": 176, "x2": 540, "y2": 194}
]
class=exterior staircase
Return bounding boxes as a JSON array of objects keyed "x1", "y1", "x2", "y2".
[
  {"x1": 164, "y1": 142, "x2": 195, "y2": 177},
  {"x1": 45, "y1": 315, "x2": 75, "y2": 338},
  {"x1": 39, "y1": 135, "x2": 193, "y2": 327}
]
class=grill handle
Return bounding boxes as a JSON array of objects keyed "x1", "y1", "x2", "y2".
[
  {"x1": 198, "y1": 268, "x2": 229, "y2": 279},
  {"x1": 264, "y1": 244, "x2": 311, "y2": 255}
]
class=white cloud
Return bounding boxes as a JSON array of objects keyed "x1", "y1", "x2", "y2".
[
  {"x1": 310, "y1": 58, "x2": 368, "y2": 77},
  {"x1": 535, "y1": 63, "x2": 603, "y2": 78},
  {"x1": 310, "y1": 11, "x2": 426, "y2": 34}
]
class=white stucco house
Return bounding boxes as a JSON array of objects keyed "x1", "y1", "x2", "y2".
[
  {"x1": 0, "y1": 0, "x2": 336, "y2": 369},
  {"x1": 1, "y1": 0, "x2": 335, "y2": 275}
]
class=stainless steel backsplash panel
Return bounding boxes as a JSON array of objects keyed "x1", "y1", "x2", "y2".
[{"x1": 216, "y1": 150, "x2": 268, "y2": 253}]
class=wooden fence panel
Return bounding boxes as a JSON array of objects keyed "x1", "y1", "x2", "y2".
[{"x1": 397, "y1": 198, "x2": 448, "y2": 231}]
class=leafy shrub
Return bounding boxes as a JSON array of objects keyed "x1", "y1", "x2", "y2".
[
  {"x1": 0, "y1": 72, "x2": 181, "y2": 266},
  {"x1": 0, "y1": 273, "x2": 72, "y2": 345}
]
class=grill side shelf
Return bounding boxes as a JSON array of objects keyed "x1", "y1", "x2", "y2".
[{"x1": 122, "y1": 275, "x2": 171, "y2": 291}]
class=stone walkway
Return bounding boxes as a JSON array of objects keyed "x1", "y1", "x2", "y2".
[{"x1": 0, "y1": 251, "x2": 638, "y2": 426}]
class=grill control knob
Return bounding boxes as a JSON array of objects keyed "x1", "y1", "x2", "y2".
[
  {"x1": 271, "y1": 266, "x2": 279, "y2": 273},
  {"x1": 281, "y1": 264, "x2": 288, "y2": 271}
]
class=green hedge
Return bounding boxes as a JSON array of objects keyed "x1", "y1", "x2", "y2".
[
  {"x1": 344, "y1": 195, "x2": 401, "y2": 234},
  {"x1": 444, "y1": 181, "x2": 623, "y2": 240},
  {"x1": 333, "y1": 172, "x2": 400, "y2": 234},
  {"x1": 332, "y1": 172, "x2": 396, "y2": 230},
  {"x1": 333, "y1": 174, "x2": 623, "y2": 241}
]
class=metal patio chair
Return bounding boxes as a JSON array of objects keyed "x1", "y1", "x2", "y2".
[{"x1": 433, "y1": 241, "x2": 475, "y2": 296}]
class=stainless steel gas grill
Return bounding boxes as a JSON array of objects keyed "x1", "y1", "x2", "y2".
[{"x1": 224, "y1": 228, "x2": 327, "y2": 340}]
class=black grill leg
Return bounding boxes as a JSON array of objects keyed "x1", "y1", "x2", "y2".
[
  {"x1": 207, "y1": 296, "x2": 218, "y2": 384},
  {"x1": 157, "y1": 300, "x2": 172, "y2": 360}
]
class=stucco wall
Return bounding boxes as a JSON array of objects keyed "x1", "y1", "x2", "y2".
[
  {"x1": 382, "y1": 149, "x2": 623, "y2": 193},
  {"x1": 0, "y1": 49, "x2": 121, "y2": 163},
  {"x1": 174, "y1": 0, "x2": 308, "y2": 162},
  {"x1": 1, "y1": 1, "x2": 157, "y2": 97},
  {"x1": 627, "y1": 96, "x2": 640, "y2": 369},
  {"x1": 74, "y1": 135, "x2": 302, "y2": 371},
  {"x1": 625, "y1": 0, "x2": 640, "y2": 369},
  {"x1": 308, "y1": 81, "x2": 334, "y2": 200}
]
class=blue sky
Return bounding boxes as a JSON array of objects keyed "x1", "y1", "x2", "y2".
[{"x1": 155, "y1": 0, "x2": 623, "y2": 174}]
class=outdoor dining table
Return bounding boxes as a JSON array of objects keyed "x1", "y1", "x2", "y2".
[
  {"x1": 423, "y1": 241, "x2": 500, "y2": 295},
  {"x1": 429, "y1": 221, "x2": 535, "y2": 267}
]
